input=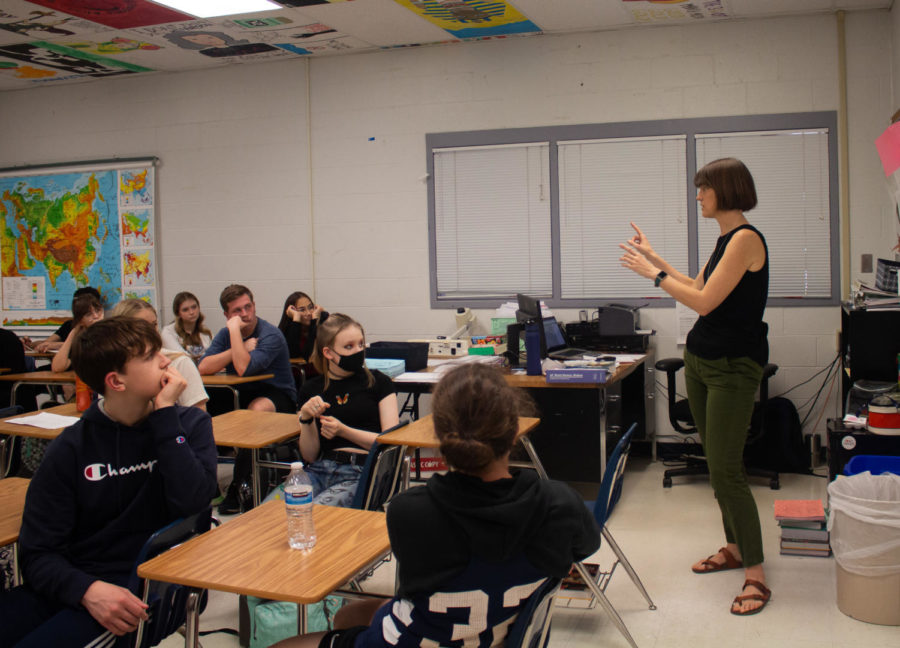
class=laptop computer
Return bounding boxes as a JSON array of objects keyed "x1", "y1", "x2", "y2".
[{"x1": 543, "y1": 317, "x2": 592, "y2": 361}]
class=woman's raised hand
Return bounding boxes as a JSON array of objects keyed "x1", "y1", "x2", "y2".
[{"x1": 627, "y1": 222, "x2": 655, "y2": 258}]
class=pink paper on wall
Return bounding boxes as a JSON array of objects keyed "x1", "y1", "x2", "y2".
[{"x1": 875, "y1": 121, "x2": 900, "y2": 177}]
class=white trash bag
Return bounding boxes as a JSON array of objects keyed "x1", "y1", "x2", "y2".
[{"x1": 828, "y1": 472, "x2": 900, "y2": 577}]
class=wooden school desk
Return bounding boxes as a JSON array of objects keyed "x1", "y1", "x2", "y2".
[
  {"x1": 379, "y1": 415, "x2": 545, "y2": 478},
  {"x1": 0, "y1": 371, "x2": 77, "y2": 408},
  {"x1": 211, "y1": 410, "x2": 301, "y2": 507},
  {"x1": 201, "y1": 373, "x2": 275, "y2": 411},
  {"x1": 393, "y1": 357, "x2": 648, "y2": 481},
  {"x1": 0, "y1": 403, "x2": 79, "y2": 478},
  {"x1": 0, "y1": 477, "x2": 31, "y2": 586},
  {"x1": 138, "y1": 500, "x2": 391, "y2": 648}
]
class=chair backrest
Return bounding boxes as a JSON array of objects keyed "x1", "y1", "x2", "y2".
[
  {"x1": 505, "y1": 578, "x2": 561, "y2": 648},
  {"x1": 351, "y1": 420, "x2": 409, "y2": 511},
  {"x1": 592, "y1": 423, "x2": 637, "y2": 526},
  {"x1": 128, "y1": 508, "x2": 213, "y2": 648},
  {"x1": 654, "y1": 358, "x2": 695, "y2": 434}
]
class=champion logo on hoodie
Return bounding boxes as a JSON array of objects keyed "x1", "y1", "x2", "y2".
[{"x1": 83, "y1": 460, "x2": 158, "y2": 482}]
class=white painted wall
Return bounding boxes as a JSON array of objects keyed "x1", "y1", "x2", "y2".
[
  {"x1": 0, "y1": 59, "x2": 312, "y2": 329},
  {"x1": 1, "y1": 10, "x2": 893, "y2": 441}
]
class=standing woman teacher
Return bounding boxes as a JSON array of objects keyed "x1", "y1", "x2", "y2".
[{"x1": 619, "y1": 157, "x2": 771, "y2": 616}]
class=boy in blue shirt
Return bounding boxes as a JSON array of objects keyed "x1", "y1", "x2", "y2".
[{"x1": 199, "y1": 284, "x2": 296, "y2": 513}]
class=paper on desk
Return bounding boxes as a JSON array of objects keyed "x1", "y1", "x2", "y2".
[
  {"x1": 5, "y1": 412, "x2": 81, "y2": 429},
  {"x1": 395, "y1": 372, "x2": 441, "y2": 383}
]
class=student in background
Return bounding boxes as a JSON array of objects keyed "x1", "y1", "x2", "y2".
[
  {"x1": 110, "y1": 299, "x2": 209, "y2": 411},
  {"x1": 296, "y1": 313, "x2": 398, "y2": 507},
  {"x1": 50, "y1": 294, "x2": 104, "y2": 373},
  {"x1": 0, "y1": 317, "x2": 217, "y2": 648},
  {"x1": 277, "y1": 291, "x2": 329, "y2": 363},
  {"x1": 0, "y1": 327, "x2": 37, "y2": 410},
  {"x1": 29, "y1": 287, "x2": 103, "y2": 353},
  {"x1": 199, "y1": 284, "x2": 297, "y2": 514},
  {"x1": 161, "y1": 291, "x2": 212, "y2": 361},
  {"x1": 274, "y1": 363, "x2": 600, "y2": 648},
  {"x1": 619, "y1": 157, "x2": 770, "y2": 615}
]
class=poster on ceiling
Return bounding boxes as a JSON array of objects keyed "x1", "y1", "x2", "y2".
[
  {"x1": 622, "y1": 0, "x2": 730, "y2": 24},
  {"x1": 394, "y1": 0, "x2": 541, "y2": 39}
]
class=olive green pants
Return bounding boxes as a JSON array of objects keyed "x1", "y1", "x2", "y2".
[{"x1": 683, "y1": 350, "x2": 765, "y2": 567}]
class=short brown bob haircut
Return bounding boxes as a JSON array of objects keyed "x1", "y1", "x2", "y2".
[
  {"x1": 219, "y1": 284, "x2": 253, "y2": 312},
  {"x1": 432, "y1": 363, "x2": 534, "y2": 475},
  {"x1": 693, "y1": 157, "x2": 757, "y2": 212},
  {"x1": 70, "y1": 316, "x2": 162, "y2": 394}
]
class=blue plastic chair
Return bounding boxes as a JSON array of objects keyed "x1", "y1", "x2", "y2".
[
  {"x1": 505, "y1": 577, "x2": 561, "y2": 648},
  {"x1": 576, "y1": 423, "x2": 655, "y2": 648},
  {"x1": 128, "y1": 508, "x2": 213, "y2": 648},
  {"x1": 351, "y1": 420, "x2": 410, "y2": 512}
]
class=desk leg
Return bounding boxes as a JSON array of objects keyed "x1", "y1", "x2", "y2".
[
  {"x1": 518, "y1": 436, "x2": 548, "y2": 480},
  {"x1": 10, "y1": 380, "x2": 22, "y2": 408},
  {"x1": 298, "y1": 603, "x2": 308, "y2": 635},
  {"x1": 0, "y1": 436, "x2": 9, "y2": 479},
  {"x1": 251, "y1": 448, "x2": 261, "y2": 508},
  {"x1": 185, "y1": 590, "x2": 202, "y2": 648},
  {"x1": 231, "y1": 386, "x2": 240, "y2": 412}
]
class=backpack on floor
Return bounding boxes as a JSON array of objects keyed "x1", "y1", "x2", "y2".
[
  {"x1": 239, "y1": 594, "x2": 345, "y2": 648},
  {"x1": 745, "y1": 396, "x2": 809, "y2": 474}
]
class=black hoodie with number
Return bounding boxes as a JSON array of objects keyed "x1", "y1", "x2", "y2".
[
  {"x1": 355, "y1": 469, "x2": 601, "y2": 647},
  {"x1": 17, "y1": 402, "x2": 217, "y2": 607}
]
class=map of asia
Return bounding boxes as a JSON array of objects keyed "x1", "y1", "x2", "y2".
[{"x1": 0, "y1": 164, "x2": 156, "y2": 327}]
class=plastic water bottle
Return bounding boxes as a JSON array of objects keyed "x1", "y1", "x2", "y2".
[
  {"x1": 284, "y1": 462, "x2": 316, "y2": 550},
  {"x1": 525, "y1": 322, "x2": 542, "y2": 376}
]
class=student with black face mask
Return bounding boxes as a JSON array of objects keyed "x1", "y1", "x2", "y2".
[{"x1": 296, "y1": 313, "x2": 399, "y2": 507}]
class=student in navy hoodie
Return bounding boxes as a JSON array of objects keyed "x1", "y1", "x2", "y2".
[{"x1": 0, "y1": 316, "x2": 218, "y2": 648}]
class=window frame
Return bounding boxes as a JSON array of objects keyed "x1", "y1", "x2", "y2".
[{"x1": 426, "y1": 112, "x2": 839, "y2": 309}]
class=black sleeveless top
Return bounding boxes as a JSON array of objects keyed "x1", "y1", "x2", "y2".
[{"x1": 686, "y1": 224, "x2": 769, "y2": 367}]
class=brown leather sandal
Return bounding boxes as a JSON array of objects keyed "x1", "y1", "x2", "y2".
[
  {"x1": 692, "y1": 546, "x2": 744, "y2": 574},
  {"x1": 730, "y1": 579, "x2": 771, "y2": 616}
]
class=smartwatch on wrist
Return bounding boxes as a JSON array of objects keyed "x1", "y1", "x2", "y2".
[
  {"x1": 654, "y1": 270, "x2": 668, "y2": 287},
  {"x1": 299, "y1": 416, "x2": 314, "y2": 425}
]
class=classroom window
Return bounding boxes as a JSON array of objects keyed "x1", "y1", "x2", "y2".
[
  {"x1": 426, "y1": 112, "x2": 838, "y2": 308},
  {"x1": 433, "y1": 143, "x2": 551, "y2": 299},
  {"x1": 558, "y1": 136, "x2": 688, "y2": 299},
  {"x1": 696, "y1": 129, "x2": 832, "y2": 298}
]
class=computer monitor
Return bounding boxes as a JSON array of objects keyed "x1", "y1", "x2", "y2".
[
  {"x1": 542, "y1": 316, "x2": 567, "y2": 351},
  {"x1": 516, "y1": 293, "x2": 548, "y2": 358}
]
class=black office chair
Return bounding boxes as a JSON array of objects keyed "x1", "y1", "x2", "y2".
[{"x1": 656, "y1": 358, "x2": 780, "y2": 490}]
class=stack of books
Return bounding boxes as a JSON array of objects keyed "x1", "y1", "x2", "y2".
[{"x1": 774, "y1": 499, "x2": 831, "y2": 558}]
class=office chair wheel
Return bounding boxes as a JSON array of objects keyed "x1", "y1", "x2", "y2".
[
  {"x1": 663, "y1": 476, "x2": 673, "y2": 488},
  {"x1": 770, "y1": 478, "x2": 780, "y2": 490}
]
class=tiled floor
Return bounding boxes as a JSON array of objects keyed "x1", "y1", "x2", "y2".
[{"x1": 161, "y1": 458, "x2": 899, "y2": 648}]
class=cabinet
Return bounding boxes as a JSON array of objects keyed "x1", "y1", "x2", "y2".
[
  {"x1": 840, "y1": 304, "x2": 900, "y2": 412},
  {"x1": 827, "y1": 419, "x2": 900, "y2": 480}
]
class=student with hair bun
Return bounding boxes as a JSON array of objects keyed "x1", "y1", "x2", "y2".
[{"x1": 275, "y1": 363, "x2": 600, "y2": 648}]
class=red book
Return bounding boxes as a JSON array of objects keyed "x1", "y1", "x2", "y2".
[{"x1": 774, "y1": 499, "x2": 826, "y2": 522}]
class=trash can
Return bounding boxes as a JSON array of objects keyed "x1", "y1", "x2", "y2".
[{"x1": 828, "y1": 472, "x2": 900, "y2": 625}]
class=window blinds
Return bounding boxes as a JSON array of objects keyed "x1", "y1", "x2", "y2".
[
  {"x1": 696, "y1": 129, "x2": 831, "y2": 298},
  {"x1": 433, "y1": 143, "x2": 551, "y2": 299},
  {"x1": 557, "y1": 136, "x2": 688, "y2": 298}
]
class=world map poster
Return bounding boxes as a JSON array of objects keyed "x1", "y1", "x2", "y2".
[{"x1": 0, "y1": 161, "x2": 158, "y2": 328}]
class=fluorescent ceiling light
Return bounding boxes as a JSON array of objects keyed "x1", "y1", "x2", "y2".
[{"x1": 153, "y1": 0, "x2": 282, "y2": 18}]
